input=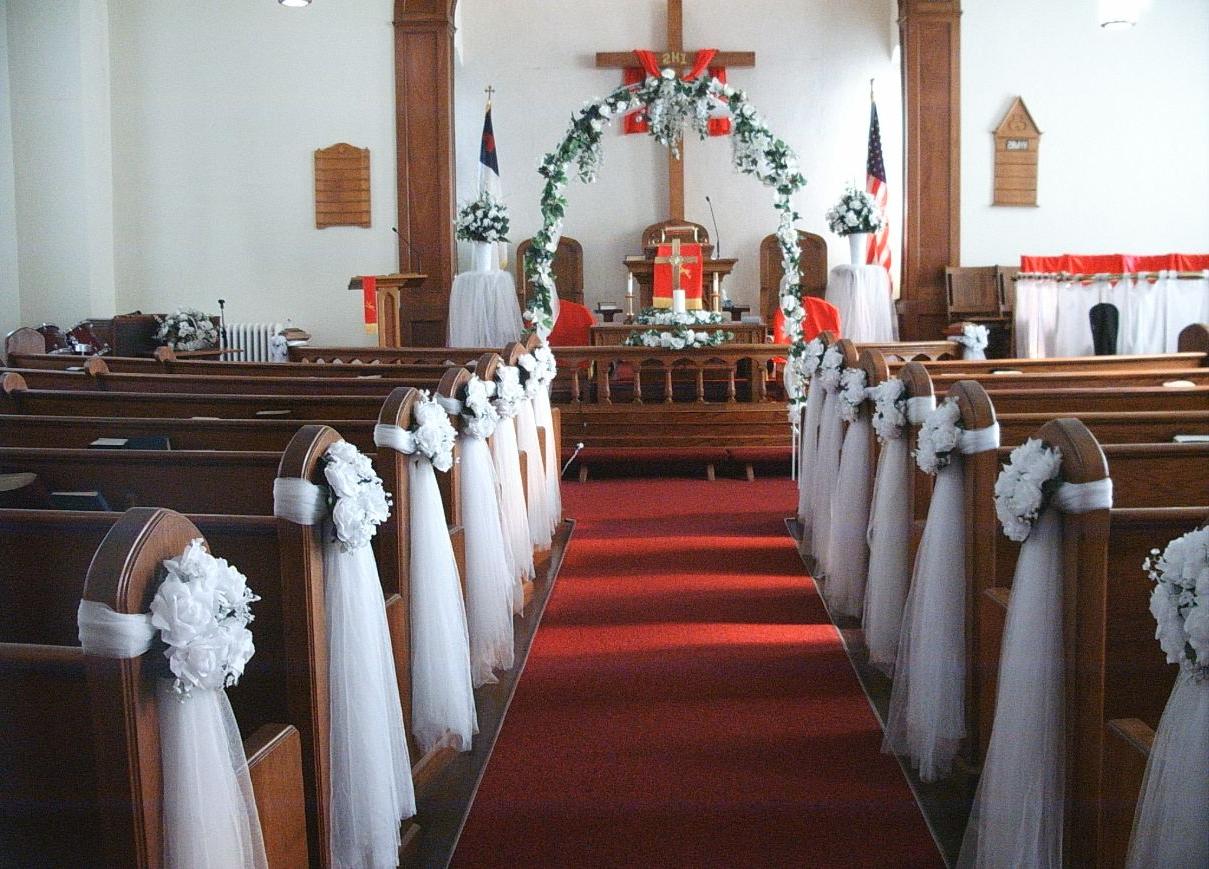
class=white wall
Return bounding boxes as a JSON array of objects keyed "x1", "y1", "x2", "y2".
[
  {"x1": 4, "y1": 0, "x2": 115, "y2": 334},
  {"x1": 108, "y1": 0, "x2": 398, "y2": 344},
  {"x1": 454, "y1": 0, "x2": 902, "y2": 311},
  {"x1": 961, "y1": 0, "x2": 1209, "y2": 266},
  {"x1": 0, "y1": 1, "x2": 22, "y2": 339}
]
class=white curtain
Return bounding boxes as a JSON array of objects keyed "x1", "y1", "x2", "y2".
[
  {"x1": 1126, "y1": 671, "x2": 1209, "y2": 868},
  {"x1": 822, "y1": 409, "x2": 872, "y2": 618},
  {"x1": 958, "y1": 479, "x2": 1113, "y2": 869},
  {"x1": 405, "y1": 457, "x2": 479, "y2": 753},
  {"x1": 447, "y1": 271, "x2": 524, "y2": 348},
  {"x1": 533, "y1": 384, "x2": 563, "y2": 535},
  {"x1": 515, "y1": 398, "x2": 552, "y2": 552},
  {"x1": 491, "y1": 416, "x2": 535, "y2": 609},
  {"x1": 796, "y1": 376, "x2": 825, "y2": 535},
  {"x1": 78, "y1": 600, "x2": 269, "y2": 869},
  {"x1": 458, "y1": 433, "x2": 517, "y2": 687},
  {"x1": 883, "y1": 422, "x2": 1000, "y2": 782},
  {"x1": 1015, "y1": 273, "x2": 1209, "y2": 357},
  {"x1": 862, "y1": 435, "x2": 913, "y2": 674},
  {"x1": 273, "y1": 475, "x2": 416, "y2": 868},
  {"x1": 809, "y1": 389, "x2": 844, "y2": 576}
]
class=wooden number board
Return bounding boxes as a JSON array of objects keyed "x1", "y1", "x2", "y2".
[
  {"x1": 314, "y1": 143, "x2": 371, "y2": 228},
  {"x1": 992, "y1": 97, "x2": 1041, "y2": 207}
]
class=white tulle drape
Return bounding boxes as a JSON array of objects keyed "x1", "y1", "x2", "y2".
[
  {"x1": 958, "y1": 479, "x2": 1113, "y2": 868},
  {"x1": 809, "y1": 388, "x2": 844, "y2": 575},
  {"x1": 492, "y1": 416, "x2": 535, "y2": 607},
  {"x1": 1126, "y1": 672, "x2": 1209, "y2": 868},
  {"x1": 403, "y1": 457, "x2": 478, "y2": 753},
  {"x1": 273, "y1": 476, "x2": 416, "y2": 868},
  {"x1": 458, "y1": 433, "x2": 517, "y2": 687},
  {"x1": 863, "y1": 396, "x2": 933, "y2": 675},
  {"x1": 822, "y1": 409, "x2": 872, "y2": 618},
  {"x1": 515, "y1": 398, "x2": 552, "y2": 552},
  {"x1": 533, "y1": 385, "x2": 563, "y2": 535},
  {"x1": 883, "y1": 422, "x2": 1000, "y2": 782},
  {"x1": 796, "y1": 376, "x2": 825, "y2": 534},
  {"x1": 77, "y1": 600, "x2": 269, "y2": 869}
]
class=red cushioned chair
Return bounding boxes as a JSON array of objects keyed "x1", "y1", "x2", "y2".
[
  {"x1": 548, "y1": 299, "x2": 595, "y2": 347},
  {"x1": 772, "y1": 296, "x2": 842, "y2": 344}
]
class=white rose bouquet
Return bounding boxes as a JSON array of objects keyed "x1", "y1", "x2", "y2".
[
  {"x1": 1146, "y1": 525, "x2": 1209, "y2": 678},
  {"x1": 838, "y1": 366, "x2": 868, "y2": 422},
  {"x1": 868, "y1": 377, "x2": 908, "y2": 443},
  {"x1": 993, "y1": 438, "x2": 1064, "y2": 542},
  {"x1": 455, "y1": 192, "x2": 510, "y2": 243},
  {"x1": 461, "y1": 375, "x2": 500, "y2": 440},
  {"x1": 408, "y1": 394, "x2": 458, "y2": 472},
  {"x1": 322, "y1": 440, "x2": 393, "y2": 552},
  {"x1": 825, "y1": 185, "x2": 885, "y2": 237},
  {"x1": 155, "y1": 308, "x2": 219, "y2": 352},
  {"x1": 818, "y1": 344, "x2": 844, "y2": 392},
  {"x1": 531, "y1": 344, "x2": 559, "y2": 387},
  {"x1": 493, "y1": 365, "x2": 527, "y2": 419},
  {"x1": 149, "y1": 539, "x2": 259, "y2": 699},
  {"x1": 915, "y1": 397, "x2": 962, "y2": 475},
  {"x1": 954, "y1": 323, "x2": 990, "y2": 358}
]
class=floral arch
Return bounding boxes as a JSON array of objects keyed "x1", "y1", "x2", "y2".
[{"x1": 521, "y1": 71, "x2": 810, "y2": 377}]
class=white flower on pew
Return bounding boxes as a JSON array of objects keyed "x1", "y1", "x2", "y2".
[
  {"x1": 801, "y1": 338, "x2": 825, "y2": 378},
  {"x1": 1145, "y1": 526, "x2": 1209, "y2": 676},
  {"x1": 150, "y1": 539, "x2": 258, "y2": 699},
  {"x1": 914, "y1": 397, "x2": 962, "y2": 475},
  {"x1": 532, "y1": 344, "x2": 559, "y2": 385},
  {"x1": 838, "y1": 367, "x2": 868, "y2": 422},
  {"x1": 993, "y1": 438, "x2": 1063, "y2": 542},
  {"x1": 494, "y1": 365, "x2": 526, "y2": 418},
  {"x1": 516, "y1": 352, "x2": 542, "y2": 398},
  {"x1": 954, "y1": 322, "x2": 990, "y2": 355},
  {"x1": 323, "y1": 440, "x2": 393, "y2": 552},
  {"x1": 462, "y1": 375, "x2": 500, "y2": 440},
  {"x1": 411, "y1": 395, "x2": 458, "y2": 472},
  {"x1": 868, "y1": 377, "x2": 907, "y2": 443},
  {"x1": 818, "y1": 344, "x2": 844, "y2": 392}
]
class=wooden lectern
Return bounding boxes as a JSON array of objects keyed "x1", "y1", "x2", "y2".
[
  {"x1": 348, "y1": 273, "x2": 427, "y2": 347},
  {"x1": 623, "y1": 256, "x2": 738, "y2": 315}
]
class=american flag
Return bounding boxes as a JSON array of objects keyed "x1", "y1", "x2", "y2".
[{"x1": 866, "y1": 99, "x2": 892, "y2": 278}]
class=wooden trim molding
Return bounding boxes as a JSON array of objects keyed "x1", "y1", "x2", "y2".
[
  {"x1": 898, "y1": 0, "x2": 961, "y2": 341},
  {"x1": 394, "y1": 0, "x2": 458, "y2": 345}
]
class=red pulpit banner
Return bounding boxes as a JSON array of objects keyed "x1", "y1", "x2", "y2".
[
  {"x1": 361, "y1": 275, "x2": 378, "y2": 335},
  {"x1": 652, "y1": 243, "x2": 704, "y2": 310}
]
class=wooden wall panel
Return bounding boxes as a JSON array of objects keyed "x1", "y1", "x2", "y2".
[
  {"x1": 898, "y1": 0, "x2": 961, "y2": 341},
  {"x1": 394, "y1": 1, "x2": 457, "y2": 346}
]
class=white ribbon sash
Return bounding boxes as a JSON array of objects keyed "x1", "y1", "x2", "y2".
[
  {"x1": 959, "y1": 479, "x2": 1113, "y2": 869},
  {"x1": 78, "y1": 600, "x2": 268, "y2": 869},
  {"x1": 491, "y1": 416, "x2": 535, "y2": 602},
  {"x1": 863, "y1": 435, "x2": 913, "y2": 674},
  {"x1": 273, "y1": 476, "x2": 416, "y2": 867},
  {"x1": 823, "y1": 411, "x2": 873, "y2": 618}
]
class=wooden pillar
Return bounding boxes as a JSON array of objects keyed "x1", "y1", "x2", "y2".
[
  {"x1": 898, "y1": 0, "x2": 961, "y2": 341},
  {"x1": 394, "y1": 1, "x2": 457, "y2": 346}
]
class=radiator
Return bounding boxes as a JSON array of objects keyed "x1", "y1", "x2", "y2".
[{"x1": 223, "y1": 322, "x2": 286, "y2": 362}]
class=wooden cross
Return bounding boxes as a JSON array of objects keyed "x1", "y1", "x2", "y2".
[
  {"x1": 653, "y1": 237, "x2": 698, "y2": 293},
  {"x1": 596, "y1": 0, "x2": 755, "y2": 221}
]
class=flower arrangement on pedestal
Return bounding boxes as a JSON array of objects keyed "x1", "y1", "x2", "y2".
[
  {"x1": 455, "y1": 192, "x2": 510, "y2": 243},
  {"x1": 825, "y1": 185, "x2": 885, "y2": 237},
  {"x1": 155, "y1": 308, "x2": 219, "y2": 352},
  {"x1": 524, "y1": 71, "x2": 806, "y2": 360}
]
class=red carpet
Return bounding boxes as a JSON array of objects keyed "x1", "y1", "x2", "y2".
[{"x1": 453, "y1": 479, "x2": 941, "y2": 867}]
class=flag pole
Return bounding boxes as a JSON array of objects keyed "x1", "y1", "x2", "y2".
[
  {"x1": 484, "y1": 84, "x2": 495, "y2": 111},
  {"x1": 869, "y1": 77, "x2": 875, "y2": 102}
]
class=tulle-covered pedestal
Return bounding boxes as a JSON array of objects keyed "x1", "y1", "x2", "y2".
[
  {"x1": 825, "y1": 264, "x2": 897, "y2": 341},
  {"x1": 448, "y1": 271, "x2": 524, "y2": 348}
]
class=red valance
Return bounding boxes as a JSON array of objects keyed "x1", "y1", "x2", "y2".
[{"x1": 1020, "y1": 253, "x2": 1209, "y2": 272}]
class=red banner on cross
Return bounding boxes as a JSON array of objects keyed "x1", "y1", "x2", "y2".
[
  {"x1": 621, "y1": 49, "x2": 732, "y2": 137},
  {"x1": 652, "y1": 242, "x2": 705, "y2": 310}
]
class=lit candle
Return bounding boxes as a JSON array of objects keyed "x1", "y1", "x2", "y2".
[
  {"x1": 712, "y1": 273, "x2": 721, "y2": 312},
  {"x1": 627, "y1": 273, "x2": 635, "y2": 297},
  {"x1": 673, "y1": 289, "x2": 686, "y2": 315}
]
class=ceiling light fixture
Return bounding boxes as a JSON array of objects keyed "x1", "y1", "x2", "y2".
[{"x1": 279, "y1": 0, "x2": 311, "y2": 7}]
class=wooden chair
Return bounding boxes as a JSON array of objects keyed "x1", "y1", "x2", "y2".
[
  {"x1": 515, "y1": 235, "x2": 585, "y2": 308},
  {"x1": 640, "y1": 219, "x2": 713, "y2": 258},
  {"x1": 759, "y1": 231, "x2": 828, "y2": 325},
  {"x1": 945, "y1": 266, "x2": 1014, "y2": 355}
]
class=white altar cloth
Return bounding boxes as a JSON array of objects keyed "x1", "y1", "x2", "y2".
[
  {"x1": 825, "y1": 264, "x2": 897, "y2": 342},
  {"x1": 1014, "y1": 272, "x2": 1209, "y2": 357},
  {"x1": 448, "y1": 270, "x2": 524, "y2": 348}
]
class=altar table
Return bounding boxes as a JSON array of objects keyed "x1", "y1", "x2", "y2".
[
  {"x1": 825, "y1": 265, "x2": 897, "y2": 342},
  {"x1": 447, "y1": 270, "x2": 524, "y2": 348}
]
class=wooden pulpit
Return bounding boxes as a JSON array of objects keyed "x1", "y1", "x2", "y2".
[
  {"x1": 624, "y1": 256, "x2": 738, "y2": 314},
  {"x1": 348, "y1": 273, "x2": 427, "y2": 347}
]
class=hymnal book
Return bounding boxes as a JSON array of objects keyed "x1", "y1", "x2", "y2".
[
  {"x1": 90, "y1": 437, "x2": 129, "y2": 449},
  {"x1": 1174, "y1": 434, "x2": 1209, "y2": 443},
  {"x1": 255, "y1": 409, "x2": 292, "y2": 417},
  {"x1": 49, "y1": 490, "x2": 112, "y2": 511}
]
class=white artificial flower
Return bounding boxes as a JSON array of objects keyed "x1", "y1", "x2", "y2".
[
  {"x1": 324, "y1": 441, "x2": 392, "y2": 551},
  {"x1": 993, "y1": 438, "x2": 1062, "y2": 542},
  {"x1": 838, "y1": 366, "x2": 868, "y2": 422},
  {"x1": 868, "y1": 377, "x2": 907, "y2": 443},
  {"x1": 818, "y1": 344, "x2": 844, "y2": 392},
  {"x1": 494, "y1": 365, "x2": 526, "y2": 418},
  {"x1": 150, "y1": 573, "x2": 217, "y2": 650},
  {"x1": 801, "y1": 339, "x2": 825, "y2": 377},
  {"x1": 1145, "y1": 527, "x2": 1209, "y2": 675},
  {"x1": 412, "y1": 394, "x2": 458, "y2": 471},
  {"x1": 915, "y1": 397, "x2": 962, "y2": 475},
  {"x1": 660, "y1": 67, "x2": 676, "y2": 80}
]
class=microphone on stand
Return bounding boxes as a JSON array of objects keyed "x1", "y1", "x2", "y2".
[
  {"x1": 391, "y1": 226, "x2": 424, "y2": 274},
  {"x1": 705, "y1": 195, "x2": 721, "y2": 259}
]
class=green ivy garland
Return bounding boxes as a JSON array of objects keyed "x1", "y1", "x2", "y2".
[{"x1": 522, "y1": 71, "x2": 809, "y2": 402}]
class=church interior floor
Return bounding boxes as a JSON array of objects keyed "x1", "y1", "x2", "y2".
[{"x1": 451, "y1": 479, "x2": 942, "y2": 867}]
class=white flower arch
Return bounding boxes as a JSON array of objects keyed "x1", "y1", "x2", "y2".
[{"x1": 522, "y1": 71, "x2": 808, "y2": 363}]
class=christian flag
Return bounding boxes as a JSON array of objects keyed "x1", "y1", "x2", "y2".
[
  {"x1": 866, "y1": 98, "x2": 892, "y2": 279},
  {"x1": 478, "y1": 102, "x2": 506, "y2": 268}
]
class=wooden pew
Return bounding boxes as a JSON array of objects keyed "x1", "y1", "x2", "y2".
[
  {"x1": 0, "y1": 507, "x2": 309, "y2": 867},
  {"x1": 975, "y1": 420, "x2": 1208, "y2": 865}
]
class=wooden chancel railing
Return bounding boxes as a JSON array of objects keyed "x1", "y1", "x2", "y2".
[{"x1": 553, "y1": 344, "x2": 791, "y2": 405}]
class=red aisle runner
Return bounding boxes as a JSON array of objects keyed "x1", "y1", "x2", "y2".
[{"x1": 453, "y1": 479, "x2": 940, "y2": 868}]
